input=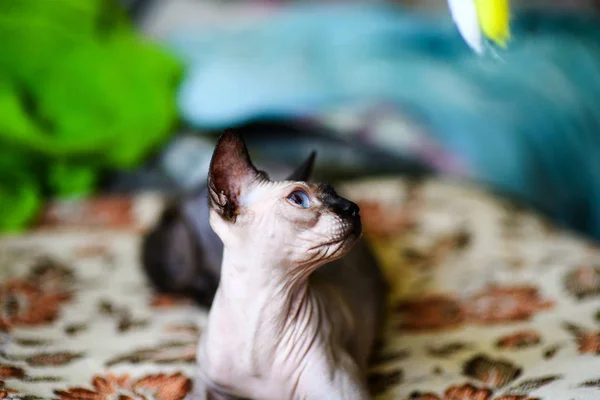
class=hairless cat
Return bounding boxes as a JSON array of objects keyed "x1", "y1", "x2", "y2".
[{"x1": 142, "y1": 132, "x2": 386, "y2": 399}]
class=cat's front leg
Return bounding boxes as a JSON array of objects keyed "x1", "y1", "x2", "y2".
[{"x1": 300, "y1": 354, "x2": 371, "y2": 400}]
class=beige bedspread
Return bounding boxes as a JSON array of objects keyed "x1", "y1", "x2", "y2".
[{"x1": 1, "y1": 177, "x2": 599, "y2": 399}]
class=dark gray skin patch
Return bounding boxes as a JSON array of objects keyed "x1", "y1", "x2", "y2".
[{"x1": 141, "y1": 195, "x2": 221, "y2": 307}]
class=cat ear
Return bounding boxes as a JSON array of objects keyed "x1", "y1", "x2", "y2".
[
  {"x1": 208, "y1": 131, "x2": 267, "y2": 221},
  {"x1": 286, "y1": 151, "x2": 317, "y2": 182}
]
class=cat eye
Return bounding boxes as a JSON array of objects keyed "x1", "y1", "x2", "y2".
[{"x1": 287, "y1": 190, "x2": 311, "y2": 209}]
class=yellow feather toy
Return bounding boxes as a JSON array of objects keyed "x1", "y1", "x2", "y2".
[
  {"x1": 475, "y1": 0, "x2": 511, "y2": 47},
  {"x1": 448, "y1": 0, "x2": 511, "y2": 53}
]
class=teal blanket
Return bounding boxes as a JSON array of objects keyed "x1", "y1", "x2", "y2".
[{"x1": 170, "y1": 4, "x2": 600, "y2": 238}]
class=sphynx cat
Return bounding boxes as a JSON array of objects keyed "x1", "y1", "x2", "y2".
[
  {"x1": 141, "y1": 131, "x2": 386, "y2": 399},
  {"x1": 190, "y1": 131, "x2": 386, "y2": 399}
]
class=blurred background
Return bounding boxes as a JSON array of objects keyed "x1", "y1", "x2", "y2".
[{"x1": 2, "y1": 0, "x2": 600, "y2": 239}]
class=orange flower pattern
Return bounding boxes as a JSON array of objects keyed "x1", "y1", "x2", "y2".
[
  {"x1": 36, "y1": 197, "x2": 137, "y2": 230},
  {"x1": 150, "y1": 294, "x2": 193, "y2": 309},
  {"x1": 395, "y1": 294, "x2": 466, "y2": 331},
  {"x1": 0, "y1": 259, "x2": 73, "y2": 331},
  {"x1": 410, "y1": 383, "x2": 541, "y2": 400},
  {"x1": 576, "y1": 331, "x2": 600, "y2": 354},
  {"x1": 564, "y1": 265, "x2": 600, "y2": 300},
  {"x1": 496, "y1": 330, "x2": 541, "y2": 349},
  {"x1": 464, "y1": 287, "x2": 554, "y2": 324},
  {"x1": 54, "y1": 373, "x2": 191, "y2": 400},
  {"x1": 395, "y1": 286, "x2": 553, "y2": 332}
]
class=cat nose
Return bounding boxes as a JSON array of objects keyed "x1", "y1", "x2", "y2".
[
  {"x1": 337, "y1": 199, "x2": 360, "y2": 219},
  {"x1": 319, "y1": 184, "x2": 360, "y2": 219}
]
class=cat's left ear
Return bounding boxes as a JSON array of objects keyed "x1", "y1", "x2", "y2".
[
  {"x1": 208, "y1": 131, "x2": 268, "y2": 222},
  {"x1": 286, "y1": 151, "x2": 317, "y2": 182}
]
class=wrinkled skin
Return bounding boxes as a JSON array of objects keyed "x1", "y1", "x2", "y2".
[
  {"x1": 192, "y1": 132, "x2": 385, "y2": 400},
  {"x1": 141, "y1": 132, "x2": 386, "y2": 399}
]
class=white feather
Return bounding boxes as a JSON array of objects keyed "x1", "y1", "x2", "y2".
[{"x1": 447, "y1": 0, "x2": 483, "y2": 54}]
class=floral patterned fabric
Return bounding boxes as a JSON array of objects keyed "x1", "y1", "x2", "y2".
[{"x1": 1, "y1": 177, "x2": 599, "y2": 399}]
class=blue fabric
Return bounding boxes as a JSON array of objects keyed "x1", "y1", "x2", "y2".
[{"x1": 168, "y1": 4, "x2": 600, "y2": 238}]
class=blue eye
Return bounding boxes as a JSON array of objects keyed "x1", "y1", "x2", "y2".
[{"x1": 287, "y1": 190, "x2": 311, "y2": 208}]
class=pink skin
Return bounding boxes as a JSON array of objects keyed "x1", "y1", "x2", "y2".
[{"x1": 193, "y1": 132, "x2": 385, "y2": 400}]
